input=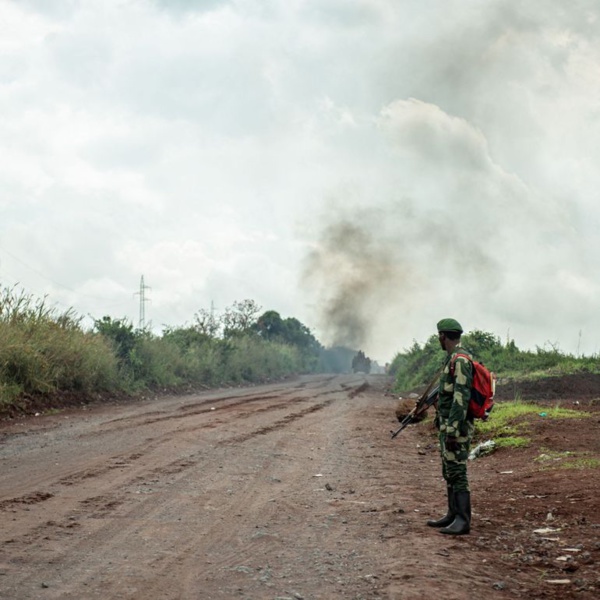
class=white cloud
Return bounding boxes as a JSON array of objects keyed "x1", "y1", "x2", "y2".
[{"x1": 1, "y1": 0, "x2": 600, "y2": 361}]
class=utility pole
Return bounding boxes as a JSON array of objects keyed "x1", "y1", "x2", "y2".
[{"x1": 135, "y1": 275, "x2": 151, "y2": 330}]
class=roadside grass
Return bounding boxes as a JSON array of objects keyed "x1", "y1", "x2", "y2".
[
  {"x1": 0, "y1": 286, "x2": 321, "y2": 417},
  {"x1": 560, "y1": 457, "x2": 600, "y2": 469},
  {"x1": 534, "y1": 448, "x2": 573, "y2": 462},
  {"x1": 475, "y1": 399, "x2": 590, "y2": 446},
  {"x1": 475, "y1": 399, "x2": 590, "y2": 438},
  {"x1": 0, "y1": 383, "x2": 22, "y2": 406},
  {"x1": 471, "y1": 401, "x2": 600, "y2": 470},
  {"x1": 534, "y1": 448, "x2": 600, "y2": 470},
  {"x1": 493, "y1": 436, "x2": 530, "y2": 448},
  {"x1": 496, "y1": 363, "x2": 600, "y2": 380},
  {"x1": 392, "y1": 329, "x2": 600, "y2": 392}
]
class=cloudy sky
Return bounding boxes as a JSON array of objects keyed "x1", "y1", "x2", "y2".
[{"x1": 1, "y1": 0, "x2": 600, "y2": 362}]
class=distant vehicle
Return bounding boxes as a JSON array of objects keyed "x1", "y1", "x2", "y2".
[{"x1": 352, "y1": 350, "x2": 371, "y2": 374}]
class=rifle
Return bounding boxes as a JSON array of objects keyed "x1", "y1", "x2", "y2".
[{"x1": 390, "y1": 378, "x2": 440, "y2": 440}]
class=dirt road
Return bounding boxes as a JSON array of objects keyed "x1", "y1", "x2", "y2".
[{"x1": 1, "y1": 374, "x2": 599, "y2": 599}]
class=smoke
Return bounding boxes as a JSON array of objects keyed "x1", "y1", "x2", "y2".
[
  {"x1": 301, "y1": 196, "x2": 501, "y2": 358},
  {"x1": 302, "y1": 97, "x2": 585, "y2": 361},
  {"x1": 302, "y1": 216, "x2": 405, "y2": 350}
]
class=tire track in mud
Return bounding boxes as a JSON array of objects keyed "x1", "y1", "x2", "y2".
[
  {"x1": 16, "y1": 394, "x2": 335, "y2": 498},
  {"x1": 96, "y1": 375, "x2": 341, "y2": 432},
  {"x1": 0, "y1": 381, "x2": 348, "y2": 512},
  {"x1": 168, "y1": 394, "x2": 375, "y2": 598},
  {"x1": 219, "y1": 397, "x2": 337, "y2": 444},
  {"x1": 0, "y1": 491, "x2": 54, "y2": 510},
  {"x1": 93, "y1": 407, "x2": 349, "y2": 598},
  {"x1": 14, "y1": 393, "x2": 337, "y2": 503},
  {"x1": 0, "y1": 376, "x2": 369, "y2": 595}
]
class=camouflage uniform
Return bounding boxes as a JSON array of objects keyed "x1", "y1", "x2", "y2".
[{"x1": 437, "y1": 347, "x2": 474, "y2": 493}]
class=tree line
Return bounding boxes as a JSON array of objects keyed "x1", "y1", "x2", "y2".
[
  {"x1": 390, "y1": 329, "x2": 600, "y2": 392},
  {"x1": 0, "y1": 287, "x2": 331, "y2": 412}
]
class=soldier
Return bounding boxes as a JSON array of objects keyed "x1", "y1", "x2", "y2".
[{"x1": 427, "y1": 318, "x2": 474, "y2": 535}]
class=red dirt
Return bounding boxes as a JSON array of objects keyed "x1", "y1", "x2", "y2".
[{"x1": 0, "y1": 374, "x2": 599, "y2": 599}]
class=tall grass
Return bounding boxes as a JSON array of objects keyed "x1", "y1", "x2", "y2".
[
  {"x1": 392, "y1": 329, "x2": 600, "y2": 392},
  {"x1": 0, "y1": 286, "x2": 317, "y2": 412},
  {"x1": 0, "y1": 287, "x2": 120, "y2": 404}
]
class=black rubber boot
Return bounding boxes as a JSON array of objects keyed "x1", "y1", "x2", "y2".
[
  {"x1": 427, "y1": 485, "x2": 455, "y2": 528},
  {"x1": 440, "y1": 491, "x2": 471, "y2": 535}
]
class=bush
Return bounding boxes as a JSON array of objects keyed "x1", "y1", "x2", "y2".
[
  {"x1": 0, "y1": 288, "x2": 120, "y2": 402},
  {"x1": 0, "y1": 287, "x2": 321, "y2": 412},
  {"x1": 393, "y1": 330, "x2": 600, "y2": 392}
]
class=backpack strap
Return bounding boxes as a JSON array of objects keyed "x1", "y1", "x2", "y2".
[{"x1": 449, "y1": 352, "x2": 472, "y2": 376}]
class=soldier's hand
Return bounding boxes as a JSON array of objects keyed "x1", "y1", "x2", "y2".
[{"x1": 445, "y1": 436, "x2": 461, "y2": 452}]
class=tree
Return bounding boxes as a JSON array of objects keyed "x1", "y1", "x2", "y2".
[
  {"x1": 94, "y1": 316, "x2": 147, "y2": 368},
  {"x1": 162, "y1": 326, "x2": 212, "y2": 350},
  {"x1": 255, "y1": 311, "x2": 321, "y2": 352},
  {"x1": 255, "y1": 310, "x2": 285, "y2": 340},
  {"x1": 222, "y1": 299, "x2": 262, "y2": 337},
  {"x1": 193, "y1": 308, "x2": 220, "y2": 338},
  {"x1": 281, "y1": 317, "x2": 321, "y2": 353},
  {"x1": 93, "y1": 316, "x2": 139, "y2": 363}
]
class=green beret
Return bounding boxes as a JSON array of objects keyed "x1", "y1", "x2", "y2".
[{"x1": 437, "y1": 318, "x2": 463, "y2": 333}]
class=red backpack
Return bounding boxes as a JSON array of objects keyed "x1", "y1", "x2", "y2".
[{"x1": 450, "y1": 353, "x2": 496, "y2": 420}]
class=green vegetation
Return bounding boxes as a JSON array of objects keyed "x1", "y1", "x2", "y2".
[
  {"x1": 474, "y1": 400, "x2": 589, "y2": 446},
  {"x1": 493, "y1": 436, "x2": 530, "y2": 449},
  {"x1": 394, "y1": 330, "x2": 599, "y2": 468},
  {"x1": 559, "y1": 457, "x2": 600, "y2": 469},
  {"x1": 535, "y1": 449, "x2": 600, "y2": 470},
  {"x1": 0, "y1": 287, "x2": 120, "y2": 404},
  {"x1": 534, "y1": 449, "x2": 574, "y2": 462},
  {"x1": 476, "y1": 400, "x2": 586, "y2": 438},
  {"x1": 391, "y1": 329, "x2": 600, "y2": 391},
  {"x1": 0, "y1": 287, "x2": 324, "y2": 413}
]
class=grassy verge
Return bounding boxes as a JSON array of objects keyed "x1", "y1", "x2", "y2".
[
  {"x1": 391, "y1": 329, "x2": 600, "y2": 393},
  {"x1": 534, "y1": 448, "x2": 600, "y2": 470},
  {"x1": 0, "y1": 287, "x2": 321, "y2": 417},
  {"x1": 474, "y1": 400, "x2": 588, "y2": 445},
  {"x1": 465, "y1": 400, "x2": 600, "y2": 472}
]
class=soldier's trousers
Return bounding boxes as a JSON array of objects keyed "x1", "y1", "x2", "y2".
[{"x1": 438, "y1": 420, "x2": 474, "y2": 493}]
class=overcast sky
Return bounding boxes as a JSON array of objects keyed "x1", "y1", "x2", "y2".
[{"x1": 1, "y1": 0, "x2": 600, "y2": 362}]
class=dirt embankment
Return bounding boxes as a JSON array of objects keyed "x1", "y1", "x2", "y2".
[{"x1": 0, "y1": 374, "x2": 599, "y2": 599}]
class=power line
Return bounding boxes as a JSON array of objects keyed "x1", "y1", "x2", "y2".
[{"x1": 0, "y1": 243, "x2": 130, "y2": 304}]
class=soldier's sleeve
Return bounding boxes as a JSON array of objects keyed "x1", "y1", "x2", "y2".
[{"x1": 446, "y1": 356, "x2": 473, "y2": 436}]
